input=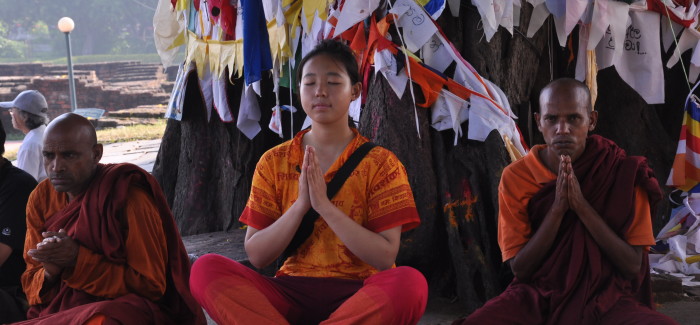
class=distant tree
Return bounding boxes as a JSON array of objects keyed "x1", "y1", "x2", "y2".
[
  {"x1": 0, "y1": 0, "x2": 156, "y2": 60},
  {"x1": 0, "y1": 22, "x2": 26, "y2": 59}
]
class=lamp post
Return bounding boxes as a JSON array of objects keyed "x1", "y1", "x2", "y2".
[{"x1": 57, "y1": 17, "x2": 77, "y2": 111}]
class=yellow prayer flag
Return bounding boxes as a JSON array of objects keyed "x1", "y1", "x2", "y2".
[
  {"x1": 209, "y1": 42, "x2": 222, "y2": 78},
  {"x1": 175, "y1": 0, "x2": 189, "y2": 11}
]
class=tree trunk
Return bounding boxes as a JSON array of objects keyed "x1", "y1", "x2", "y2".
[
  {"x1": 154, "y1": 2, "x2": 687, "y2": 310},
  {"x1": 153, "y1": 73, "x2": 290, "y2": 235}
]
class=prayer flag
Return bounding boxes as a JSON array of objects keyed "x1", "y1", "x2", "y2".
[
  {"x1": 242, "y1": 0, "x2": 273, "y2": 86},
  {"x1": 668, "y1": 99, "x2": 700, "y2": 193},
  {"x1": 237, "y1": 82, "x2": 262, "y2": 139}
]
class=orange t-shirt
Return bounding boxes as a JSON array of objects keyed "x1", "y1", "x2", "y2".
[
  {"x1": 498, "y1": 145, "x2": 655, "y2": 262},
  {"x1": 239, "y1": 128, "x2": 420, "y2": 280},
  {"x1": 22, "y1": 182, "x2": 168, "y2": 305}
]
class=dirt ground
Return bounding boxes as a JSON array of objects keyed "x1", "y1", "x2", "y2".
[{"x1": 182, "y1": 230, "x2": 700, "y2": 325}]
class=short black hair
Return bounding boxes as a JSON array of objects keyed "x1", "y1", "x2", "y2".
[
  {"x1": 296, "y1": 39, "x2": 361, "y2": 128},
  {"x1": 296, "y1": 39, "x2": 360, "y2": 86}
]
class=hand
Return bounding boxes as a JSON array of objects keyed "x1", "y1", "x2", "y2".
[
  {"x1": 296, "y1": 146, "x2": 311, "y2": 210},
  {"x1": 565, "y1": 161, "x2": 590, "y2": 214},
  {"x1": 304, "y1": 146, "x2": 332, "y2": 213},
  {"x1": 27, "y1": 229, "x2": 79, "y2": 272},
  {"x1": 551, "y1": 155, "x2": 570, "y2": 215}
]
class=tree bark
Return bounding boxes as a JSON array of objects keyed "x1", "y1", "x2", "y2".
[
  {"x1": 154, "y1": 2, "x2": 687, "y2": 310},
  {"x1": 153, "y1": 73, "x2": 288, "y2": 235}
]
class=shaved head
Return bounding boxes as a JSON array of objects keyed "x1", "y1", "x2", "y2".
[
  {"x1": 43, "y1": 113, "x2": 102, "y2": 201},
  {"x1": 45, "y1": 113, "x2": 98, "y2": 146},
  {"x1": 535, "y1": 78, "x2": 598, "y2": 170},
  {"x1": 539, "y1": 78, "x2": 592, "y2": 112}
]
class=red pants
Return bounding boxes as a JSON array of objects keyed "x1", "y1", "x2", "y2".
[
  {"x1": 190, "y1": 254, "x2": 428, "y2": 325},
  {"x1": 456, "y1": 283, "x2": 678, "y2": 325}
]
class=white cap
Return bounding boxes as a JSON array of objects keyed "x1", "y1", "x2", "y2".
[{"x1": 0, "y1": 90, "x2": 48, "y2": 117}]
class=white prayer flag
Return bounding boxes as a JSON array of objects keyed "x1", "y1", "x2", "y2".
[
  {"x1": 390, "y1": 0, "x2": 438, "y2": 52},
  {"x1": 334, "y1": 0, "x2": 380, "y2": 37},
  {"x1": 598, "y1": 11, "x2": 664, "y2": 104},
  {"x1": 237, "y1": 82, "x2": 262, "y2": 139},
  {"x1": 430, "y1": 89, "x2": 469, "y2": 145},
  {"x1": 422, "y1": 34, "x2": 455, "y2": 73}
]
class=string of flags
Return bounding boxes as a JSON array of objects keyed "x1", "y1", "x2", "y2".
[{"x1": 154, "y1": 0, "x2": 700, "y2": 165}]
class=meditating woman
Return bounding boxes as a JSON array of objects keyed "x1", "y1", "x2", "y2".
[{"x1": 189, "y1": 39, "x2": 428, "y2": 324}]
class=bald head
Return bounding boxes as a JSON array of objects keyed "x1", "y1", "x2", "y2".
[
  {"x1": 535, "y1": 78, "x2": 598, "y2": 169},
  {"x1": 45, "y1": 113, "x2": 98, "y2": 146},
  {"x1": 539, "y1": 78, "x2": 592, "y2": 112},
  {"x1": 43, "y1": 113, "x2": 102, "y2": 200}
]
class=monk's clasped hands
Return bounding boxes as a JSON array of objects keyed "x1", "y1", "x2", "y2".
[{"x1": 27, "y1": 229, "x2": 79, "y2": 268}]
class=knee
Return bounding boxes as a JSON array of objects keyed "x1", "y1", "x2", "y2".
[
  {"x1": 392, "y1": 266, "x2": 428, "y2": 296},
  {"x1": 369, "y1": 266, "x2": 428, "y2": 307},
  {"x1": 190, "y1": 254, "x2": 244, "y2": 297},
  {"x1": 191, "y1": 254, "x2": 226, "y2": 279}
]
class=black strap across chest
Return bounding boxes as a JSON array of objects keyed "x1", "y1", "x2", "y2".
[{"x1": 282, "y1": 141, "x2": 377, "y2": 258}]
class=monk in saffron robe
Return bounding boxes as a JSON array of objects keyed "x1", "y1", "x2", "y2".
[
  {"x1": 456, "y1": 78, "x2": 677, "y2": 324},
  {"x1": 17, "y1": 113, "x2": 204, "y2": 324}
]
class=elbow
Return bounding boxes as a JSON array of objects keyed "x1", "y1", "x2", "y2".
[
  {"x1": 511, "y1": 269, "x2": 531, "y2": 283},
  {"x1": 621, "y1": 264, "x2": 642, "y2": 281},
  {"x1": 620, "y1": 252, "x2": 644, "y2": 280},
  {"x1": 244, "y1": 246, "x2": 271, "y2": 270},
  {"x1": 373, "y1": 249, "x2": 399, "y2": 271},
  {"x1": 509, "y1": 259, "x2": 532, "y2": 283},
  {"x1": 249, "y1": 259, "x2": 269, "y2": 270},
  {"x1": 374, "y1": 261, "x2": 394, "y2": 272},
  {"x1": 246, "y1": 255, "x2": 271, "y2": 270}
]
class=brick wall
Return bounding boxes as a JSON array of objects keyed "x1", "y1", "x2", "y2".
[{"x1": 0, "y1": 62, "x2": 169, "y2": 120}]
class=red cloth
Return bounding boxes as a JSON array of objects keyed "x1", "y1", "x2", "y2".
[
  {"x1": 21, "y1": 164, "x2": 204, "y2": 324},
  {"x1": 190, "y1": 254, "x2": 428, "y2": 325},
  {"x1": 647, "y1": 0, "x2": 699, "y2": 27},
  {"x1": 459, "y1": 136, "x2": 671, "y2": 324},
  {"x1": 207, "y1": 0, "x2": 236, "y2": 40}
]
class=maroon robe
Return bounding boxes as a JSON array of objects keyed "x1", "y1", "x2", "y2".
[
  {"x1": 522, "y1": 135, "x2": 661, "y2": 323},
  {"x1": 458, "y1": 135, "x2": 669, "y2": 324},
  {"x1": 20, "y1": 163, "x2": 204, "y2": 324}
]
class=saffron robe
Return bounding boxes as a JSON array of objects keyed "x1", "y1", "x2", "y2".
[
  {"x1": 20, "y1": 164, "x2": 204, "y2": 324},
  {"x1": 459, "y1": 135, "x2": 674, "y2": 324}
]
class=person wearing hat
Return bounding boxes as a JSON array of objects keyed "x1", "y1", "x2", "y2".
[{"x1": 0, "y1": 90, "x2": 50, "y2": 182}]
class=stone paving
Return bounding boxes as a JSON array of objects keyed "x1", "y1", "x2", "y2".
[
  {"x1": 6, "y1": 138, "x2": 160, "y2": 173},
  {"x1": 98, "y1": 139, "x2": 160, "y2": 172}
]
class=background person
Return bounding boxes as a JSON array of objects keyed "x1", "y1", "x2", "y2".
[
  {"x1": 0, "y1": 118, "x2": 37, "y2": 323},
  {"x1": 0, "y1": 90, "x2": 50, "y2": 182}
]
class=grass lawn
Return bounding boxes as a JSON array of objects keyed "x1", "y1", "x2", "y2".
[
  {"x1": 4, "y1": 119, "x2": 166, "y2": 161},
  {"x1": 96, "y1": 119, "x2": 166, "y2": 144}
]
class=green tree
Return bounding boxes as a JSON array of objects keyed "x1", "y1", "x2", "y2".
[
  {"x1": 0, "y1": 0, "x2": 156, "y2": 60},
  {"x1": 0, "y1": 21, "x2": 26, "y2": 59}
]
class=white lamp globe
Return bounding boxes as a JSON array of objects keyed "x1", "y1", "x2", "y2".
[{"x1": 57, "y1": 17, "x2": 75, "y2": 33}]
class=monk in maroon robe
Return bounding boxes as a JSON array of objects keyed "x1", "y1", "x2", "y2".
[
  {"x1": 17, "y1": 113, "x2": 204, "y2": 324},
  {"x1": 455, "y1": 79, "x2": 677, "y2": 324}
]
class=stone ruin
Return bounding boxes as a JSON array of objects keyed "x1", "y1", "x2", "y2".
[{"x1": 0, "y1": 61, "x2": 175, "y2": 134}]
